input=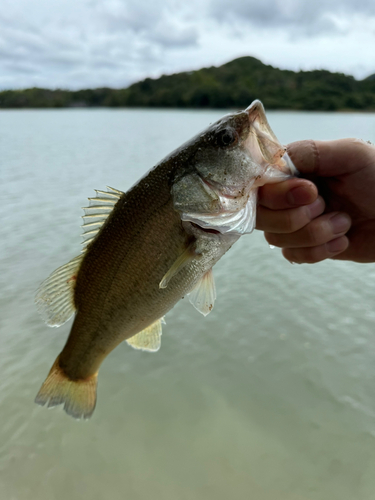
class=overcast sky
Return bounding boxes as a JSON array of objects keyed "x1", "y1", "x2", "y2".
[{"x1": 1, "y1": 0, "x2": 374, "y2": 90}]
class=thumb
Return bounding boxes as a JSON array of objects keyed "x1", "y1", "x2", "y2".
[
  {"x1": 286, "y1": 140, "x2": 317, "y2": 176},
  {"x1": 287, "y1": 138, "x2": 373, "y2": 177}
]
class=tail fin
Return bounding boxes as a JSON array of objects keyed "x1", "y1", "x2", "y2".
[{"x1": 35, "y1": 356, "x2": 98, "y2": 420}]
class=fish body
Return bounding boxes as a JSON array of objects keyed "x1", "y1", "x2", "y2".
[{"x1": 35, "y1": 100, "x2": 296, "y2": 419}]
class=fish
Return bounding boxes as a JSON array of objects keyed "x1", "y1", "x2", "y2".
[{"x1": 34, "y1": 100, "x2": 297, "y2": 419}]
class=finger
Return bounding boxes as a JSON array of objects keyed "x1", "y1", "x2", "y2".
[
  {"x1": 256, "y1": 196, "x2": 325, "y2": 233},
  {"x1": 258, "y1": 177, "x2": 318, "y2": 210},
  {"x1": 282, "y1": 236, "x2": 349, "y2": 264},
  {"x1": 264, "y1": 212, "x2": 351, "y2": 248},
  {"x1": 287, "y1": 139, "x2": 375, "y2": 177},
  {"x1": 285, "y1": 140, "x2": 318, "y2": 176}
]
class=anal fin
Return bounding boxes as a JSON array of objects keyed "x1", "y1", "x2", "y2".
[
  {"x1": 126, "y1": 318, "x2": 164, "y2": 352},
  {"x1": 188, "y1": 269, "x2": 216, "y2": 316}
]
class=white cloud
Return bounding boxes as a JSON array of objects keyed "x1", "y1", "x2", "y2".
[{"x1": 0, "y1": 0, "x2": 374, "y2": 90}]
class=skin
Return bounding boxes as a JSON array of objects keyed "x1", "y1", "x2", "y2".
[{"x1": 256, "y1": 139, "x2": 375, "y2": 264}]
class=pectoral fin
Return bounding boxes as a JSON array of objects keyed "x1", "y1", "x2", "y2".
[
  {"x1": 159, "y1": 242, "x2": 199, "y2": 289},
  {"x1": 188, "y1": 269, "x2": 216, "y2": 316},
  {"x1": 126, "y1": 318, "x2": 164, "y2": 352}
]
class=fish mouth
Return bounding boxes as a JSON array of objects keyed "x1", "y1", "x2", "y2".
[
  {"x1": 246, "y1": 99, "x2": 264, "y2": 123},
  {"x1": 244, "y1": 100, "x2": 297, "y2": 178}
]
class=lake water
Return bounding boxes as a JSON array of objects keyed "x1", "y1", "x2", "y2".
[{"x1": 1, "y1": 108, "x2": 375, "y2": 500}]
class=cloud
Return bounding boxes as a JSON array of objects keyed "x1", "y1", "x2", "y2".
[
  {"x1": 0, "y1": 0, "x2": 201, "y2": 89},
  {"x1": 209, "y1": 0, "x2": 375, "y2": 37},
  {"x1": 90, "y1": 0, "x2": 199, "y2": 47},
  {"x1": 0, "y1": 0, "x2": 374, "y2": 89}
]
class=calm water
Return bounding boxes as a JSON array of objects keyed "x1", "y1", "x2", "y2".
[{"x1": 1, "y1": 109, "x2": 375, "y2": 500}]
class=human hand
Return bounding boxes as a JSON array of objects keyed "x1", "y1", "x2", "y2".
[{"x1": 256, "y1": 139, "x2": 375, "y2": 263}]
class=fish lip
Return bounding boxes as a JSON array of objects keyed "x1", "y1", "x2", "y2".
[{"x1": 245, "y1": 99, "x2": 263, "y2": 123}]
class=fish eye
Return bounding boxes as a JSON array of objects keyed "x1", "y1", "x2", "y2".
[{"x1": 216, "y1": 128, "x2": 237, "y2": 148}]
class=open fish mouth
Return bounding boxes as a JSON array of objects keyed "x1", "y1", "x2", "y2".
[{"x1": 245, "y1": 100, "x2": 298, "y2": 179}]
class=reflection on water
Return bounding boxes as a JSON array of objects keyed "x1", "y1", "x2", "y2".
[{"x1": 1, "y1": 109, "x2": 375, "y2": 500}]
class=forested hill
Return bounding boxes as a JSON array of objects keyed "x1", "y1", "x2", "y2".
[{"x1": 1, "y1": 56, "x2": 375, "y2": 111}]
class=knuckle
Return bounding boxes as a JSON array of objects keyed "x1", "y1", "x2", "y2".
[
  {"x1": 284, "y1": 244, "x2": 329, "y2": 264},
  {"x1": 288, "y1": 207, "x2": 309, "y2": 232},
  {"x1": 281, "y1": 210, "x2": 295, "y2": 232},
  {"x1": 303, "y1": 246, "x2": 325, "y2": 263},
  {"x1": 304, "y1": 219, "x2": 330, "y2": 246},
  {"x1": 276, "y1": 207, "x2": 309, "y2": 233}
]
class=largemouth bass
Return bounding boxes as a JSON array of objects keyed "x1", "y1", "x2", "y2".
[{"x1": 35, "y1": 100, "x2": 296, "y2": 419}]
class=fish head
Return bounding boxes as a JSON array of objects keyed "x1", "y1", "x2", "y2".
[{"x1": 172, "y1": 100, "x2": 297, "y2": 236}]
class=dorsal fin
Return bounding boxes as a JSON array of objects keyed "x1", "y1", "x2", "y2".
[
  {"x1": 35, "y1": 254, "x2": 84, "y2": 327},
  {"x1": 81, "y1": 186, "x2": 123, "y2": 248},
  {"x1": 35, "y1": 186, "x2": 124, "y2": 328}
]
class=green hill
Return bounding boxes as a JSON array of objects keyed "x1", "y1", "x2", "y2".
[{"x1": 1, "y1": 56, "x2": 375, "y2": 111}]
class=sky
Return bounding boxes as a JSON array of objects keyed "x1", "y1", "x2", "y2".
[{"x1": 1, "y1": 0, "x2": 375, "y2": 90}]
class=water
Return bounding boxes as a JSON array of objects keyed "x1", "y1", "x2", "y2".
[{"x1": 1, "y1": 109, "x2": 375, "y2": 500}]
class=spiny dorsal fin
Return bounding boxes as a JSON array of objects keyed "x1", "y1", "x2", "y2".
[
  {"x1": 35, "y1": 254, "x2": 83, "y2": 327},
  {"x1": 126, "y1": 318, "x2": 165, "y2": 352},
  {"x1": 81, "y1": 186, "x2": 123, "y2": 248},
  {"x1": 188, "y1": 269, "x2": 216, "y2": 316}
]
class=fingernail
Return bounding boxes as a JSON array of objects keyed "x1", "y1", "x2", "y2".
[
  {"x1": 307, "y1": 197, "x2": 325, "y2": 219},
  {"x1": 287, "y1": 186, "x2": 313, "y2": 206},
  {"x1": 329, "y1": 213, "x2": 351, "y2": 234}
]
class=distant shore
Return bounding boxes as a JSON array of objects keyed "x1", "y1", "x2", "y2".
[
  {"x1": 1, "y1": 105, "x2": 374, "y2": 113},
  {"x1": 1, "y1": 56, "x2": 375, "y2": 112}
]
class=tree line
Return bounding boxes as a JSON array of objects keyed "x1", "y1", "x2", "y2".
[{"x1": 1, "y1": 56, "x2": 375, "y2": 111}]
